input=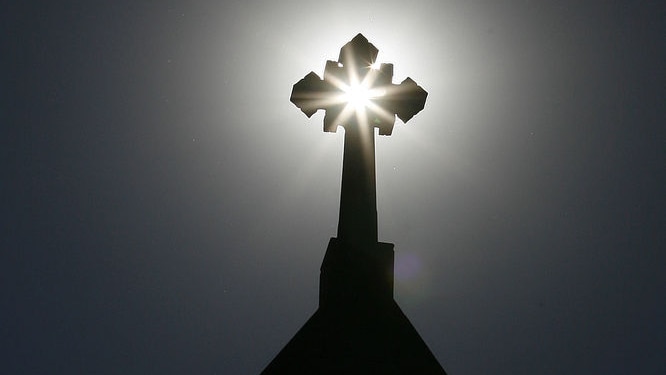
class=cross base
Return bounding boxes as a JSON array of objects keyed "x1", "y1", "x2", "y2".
[
  {"x1": 320, "y1": 238, "x2": 394, "y2": 309},
  {"x1": 262, "y1": 239, "x2": 447, "y2": 374}
]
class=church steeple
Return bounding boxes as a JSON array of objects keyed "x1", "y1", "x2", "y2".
[{"x1": 264, "y1": 34, "x2": 444, "y2": 374}]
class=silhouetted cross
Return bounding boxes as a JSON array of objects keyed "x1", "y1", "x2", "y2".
[{"x1": 290, "y1": 34, "x2": 427, "y2": 247}]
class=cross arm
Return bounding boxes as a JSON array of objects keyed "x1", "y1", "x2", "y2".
[
  {"x1": 379, "y1": 77, "x2": 428, "y2": 125},
  {"x1": 290, "y1": 71, "x2": 336, "y2": 118}
]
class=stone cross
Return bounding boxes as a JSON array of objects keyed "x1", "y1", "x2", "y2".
[{"x1": 290, "y1": 33, "x2": 427, "y2": 248}]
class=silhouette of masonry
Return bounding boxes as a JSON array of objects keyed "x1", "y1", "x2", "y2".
[{"x1": 262, "y1": 34, "x2": 446, "y2": 374}]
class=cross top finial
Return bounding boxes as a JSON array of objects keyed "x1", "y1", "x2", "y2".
[
  {"x1": 291, "y1": 34, "x2": 427, "y2": 136},
  {"x1": 338, "y1": 34, "x2": 378, "y2": 72}
]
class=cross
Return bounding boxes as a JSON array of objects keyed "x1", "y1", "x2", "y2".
[{"x1": 290, "y1": 33, "x2": 427, "y2": 248}]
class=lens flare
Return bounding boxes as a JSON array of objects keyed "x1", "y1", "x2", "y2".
[
  {"x1": 342, "y1": 82, "x2": 372, "y2": 110},
  {"x1": 340, "y1": 79, "x2": 387, "y2": 114}
]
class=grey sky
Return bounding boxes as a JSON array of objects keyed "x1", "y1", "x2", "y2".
[{"x1": 3, "y1": 1, "x2": 664, "y2": 374}]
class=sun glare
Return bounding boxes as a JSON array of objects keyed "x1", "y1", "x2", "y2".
[
  {"x1": 342, "y1": 83, "x2": 373, "y2": 110},
  {"x1": 340, "y1": 76, "x2": 386, "y2": 112}
]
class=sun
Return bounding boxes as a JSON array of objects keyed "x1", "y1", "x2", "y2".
[
  {"x1": 338, "y1": 68, "x2": 387, "y2": 113},
  {"x1": 341, "y1": 82, "x2": 373, "y2": 110}
]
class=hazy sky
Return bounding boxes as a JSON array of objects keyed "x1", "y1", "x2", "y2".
[{"x1": 3, "y1": 1, "x2": 665, "y2": 374}]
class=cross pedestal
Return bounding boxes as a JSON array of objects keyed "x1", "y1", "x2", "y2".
[{"x1": 262, "y1": 34, "x2": 445, "y2": 374}]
